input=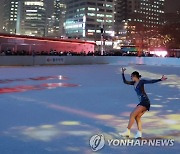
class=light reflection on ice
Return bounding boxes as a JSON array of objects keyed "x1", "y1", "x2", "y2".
[
  {"x1": 3, "y1": 97, "x2": 180, "y2": 143},
  {"x1": 151, "y1": 105, "x2": 163, "y2": 108}
]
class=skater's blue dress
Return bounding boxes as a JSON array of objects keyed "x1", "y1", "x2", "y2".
[{"x1": 122, "y1": 73, "x2": 162, "y2": 111}]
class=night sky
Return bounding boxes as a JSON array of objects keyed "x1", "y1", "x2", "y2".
[
  {"x1": 165, "y1": 0, "x2": 180, "y2": 13},
  {"x1": 0, "y1": 0, "x2": 180, "y2": 32}
]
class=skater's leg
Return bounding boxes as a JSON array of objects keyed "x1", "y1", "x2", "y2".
[
  {"x1": 119, "y1": 105, "x2": 146, "y2": 137},
  {"x1": 127, "y1": 106, "x2": 147, "y2": 130},
  {"x1": 135, "y1": 109, "x2": 146, "y2": 131},
  {"x1": 133, "y1": 106, "x2": 147, "y2": 138}
]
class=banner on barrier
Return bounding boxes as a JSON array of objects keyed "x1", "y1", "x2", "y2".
[{"x1": 46, "y1": 57, "x2": 65, "y2": 64}]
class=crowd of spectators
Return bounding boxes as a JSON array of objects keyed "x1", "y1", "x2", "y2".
[
  {"x1": 0, "y1": 49, "x2": 179, "y2": 57},
  {"x1": 0, "y1": 50, "x2": 129, "y2": 56}
]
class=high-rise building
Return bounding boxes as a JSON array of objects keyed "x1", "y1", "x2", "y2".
[
  {"x1": 46, "y1": 0, "x2": 66, "y2": 37},
  {"x1": 53, "y1": 0, "x2": 66, "y2": 37},
  {"x1": 64, "y1": 0, "x2": 115, "y2": 40},
  {"x1": 115, "y1": 0, "x2": 165, "y2": 35},
  {"x1": 3, "y1": 0, "x2": 19, "y2": 34},
  {"x1": 16, "y1": 0, "x2": 46, "y2": 36},
  {"x1": 46, "y1": 15, "x2": 56, "y2": 37}
]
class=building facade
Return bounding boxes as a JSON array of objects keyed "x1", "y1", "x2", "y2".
[
  {"x1": 46, "y1": 0, "x2": 66, "y2": 38},
  {"x1": 16, "y1": 0, "x2": 46, "y2": 36},
  {"x1": 3, "y1": 0, "x2": 46, "y2": 37},
  {"x1": 53, "y1": 0, "x2": 66, "y2": 37},
  {"x1": 3, "y1": 0, "x2": 19, "y2": 34},
  {"x1": 64, "y1": 0, "x2": 115, "y2": 41},
  {"x1": 115, "y1": 0, "x2": 165, "y2": 35}
]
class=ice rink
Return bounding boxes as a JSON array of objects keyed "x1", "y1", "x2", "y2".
[{"x1": 0, "y1": 64, "x2": 179, "y2": 154}]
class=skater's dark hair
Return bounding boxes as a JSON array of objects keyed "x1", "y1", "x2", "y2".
[{"x1": 131, "y1": 71, "x2": 142, "y2": 78}]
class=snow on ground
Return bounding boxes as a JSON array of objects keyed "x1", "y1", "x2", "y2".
[{"x1": 0, "y1": 64, "x2": 179, "y2": 154}]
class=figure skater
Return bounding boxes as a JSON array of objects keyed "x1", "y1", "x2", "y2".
[{"x1": 119, "y1": 68, "x2": 167, "y2": 139}]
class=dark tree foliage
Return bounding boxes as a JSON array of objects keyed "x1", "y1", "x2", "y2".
[{"x1": 160, "y1": 23, "x2": 180, "y2": 48}]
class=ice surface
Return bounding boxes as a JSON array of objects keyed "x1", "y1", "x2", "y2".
[{"x1": 0, "y1": 64, "x2": 179, "y2": 154}]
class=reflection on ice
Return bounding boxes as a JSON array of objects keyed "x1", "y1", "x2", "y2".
[
  {"x1": 60, "y1": 121, "x2": 81, "y2": 126},
  {"x1": 153, "y1": 98, "x2": 161, "y2": 101},
  {"x1": 151, "y1": 104, "x2": 163, "y2": 108},
  {"x1": 163, "y1": 119, "x2": 177, "y2": 125},
  {"x1": 4, "y1": 120, "x2": 95, "y2": 142},
  {"x1": 22, "y1": 127, "x2": 60, "y2": 142},
  {"x1": 0, "y1": 82, "x2": 79, "y2": 94},
  {"x1": 0, "y1": 75, "x2": 68, "y2": 84},
  {"x1": 167, "y1": 97, "x2": 180, "y2": 100}
]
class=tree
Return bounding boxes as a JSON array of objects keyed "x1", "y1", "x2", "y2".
[{"x1": 160, "y1": 23, "x2": 180, "y2": 48}]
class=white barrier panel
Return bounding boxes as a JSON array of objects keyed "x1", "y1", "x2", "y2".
[
  {"x1": 0, "y1": 56, "x2": 180, "y2": 66},
  {"x1": 0, "y1": 56, "x2": 33, "y2": 66}
]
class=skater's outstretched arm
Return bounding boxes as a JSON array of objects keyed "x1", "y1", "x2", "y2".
[
  {"x1": 142, "y1": 75, "x2": 167, "y2": 84},
  {"x1": 122, "y1": 68, "x2": 135, "y2": 85}
]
